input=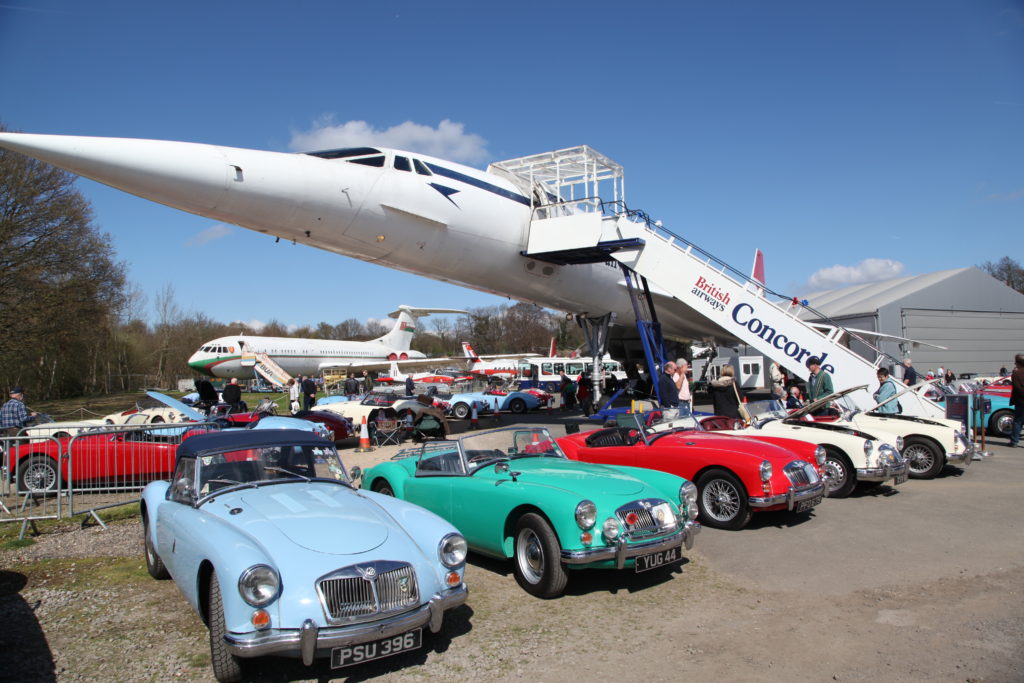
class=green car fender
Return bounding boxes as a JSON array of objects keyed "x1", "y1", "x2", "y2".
[
  {"x1": 361, "y1": 460, "x2": 415, "y2": 499},
  {"x1": 594, "y1": 464, "x2": 694, "y2": 515}
]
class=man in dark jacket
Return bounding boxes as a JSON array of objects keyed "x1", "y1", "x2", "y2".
[
  {"x1": 1010, "y1": 353, "x2": 1024, "y2": 448},
  {"x1": 343, "y1": 374, "x2": 360, "y2": 399},
  {"x1": 221, "y1": 378, "x2": 244, "y2": 413},
  {"x1": 657, "y1": 362, "x2": 681, "y2": 420},
  {"x1": 301, "y1": 375, "x2": 317, "y2": 411}
]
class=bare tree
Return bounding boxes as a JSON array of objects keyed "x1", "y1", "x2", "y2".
[{"x1": 980, "y1": 257, "x2": 1024, "y2": 295}]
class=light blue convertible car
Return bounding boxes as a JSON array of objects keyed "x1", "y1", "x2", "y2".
[
  {"x1": 445, "y1": 390, "x2": 542, "y2": 419},
  {"x1": 141, "y1": 429, "x2": 468, "y2": 681}
]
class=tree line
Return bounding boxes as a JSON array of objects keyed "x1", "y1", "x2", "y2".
[{"x1": 0, "y1": 126, "x2": 582, "y2": 399}]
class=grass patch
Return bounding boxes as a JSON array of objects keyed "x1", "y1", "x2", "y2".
[{"x1": 2, "y1": 537, "x2": 35, "y2": 549}]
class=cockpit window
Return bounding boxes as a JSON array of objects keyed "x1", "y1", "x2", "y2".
[
  {"x1": 348, "y1": 156, "x2": 385, "y2": 167},
  {"x1": 394, "y1": 155, "x2": 411, "y2": 172},
  {"x1": 413, "y1": 159, "x2": 432, "y2": 176},
  {"x1": 305, "y1": 147, "x2": 382, "y2": 159}
]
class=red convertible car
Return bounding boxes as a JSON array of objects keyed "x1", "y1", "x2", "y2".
[
  {"x1": 557, "y1": 413, "x2": 827, "y2": 530},
  {"x1": 10, "y1": 425, "x2": 208, "y2": 493}
]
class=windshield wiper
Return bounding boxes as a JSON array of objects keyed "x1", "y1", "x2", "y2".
[{"x1": 264, "y1": 466, "x2": 311, "y2": 482}]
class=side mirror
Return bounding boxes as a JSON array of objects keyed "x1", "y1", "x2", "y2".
[
  {"x1": 494, "y1": 462, "x2": 509, "y2": 475},
  {"x1": 349, "y1": 465, "x2": 362, "y2": 482}
]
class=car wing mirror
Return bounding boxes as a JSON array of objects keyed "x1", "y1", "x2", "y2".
[
  {"x1": 494, "y1": 462, "x2": 519, "y2": 483},
  {"x1": 348, "y1": 465, "x2": 362, "y2": 482}
]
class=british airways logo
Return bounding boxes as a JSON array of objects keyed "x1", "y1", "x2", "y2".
[{"x1": 691, "y1": 276, "x2": 731, "y2": 312}]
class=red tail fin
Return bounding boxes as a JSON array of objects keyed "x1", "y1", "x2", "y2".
[
  {"x1": 548, "y1": 337, "x2": 557, "y2": 357},
  {"x1": 751, "y1": 249, "x2": 766, "y2": 286}
]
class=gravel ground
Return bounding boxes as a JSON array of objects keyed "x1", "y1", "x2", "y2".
[{"x1": 2, "y1": 414, "x2": 1022, "y2": 682}]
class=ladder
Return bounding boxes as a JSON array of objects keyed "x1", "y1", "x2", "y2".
[
  {"x1": 524, "y1": 206, "x2": 941, "y2": 417},
  {"x1": 246, "y1": 352, "x2": 292, "y2": 388}
]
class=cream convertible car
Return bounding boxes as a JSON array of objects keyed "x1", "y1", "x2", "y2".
[{"x1": 701, "y1": 393, "x2": 908, "y2": 498}]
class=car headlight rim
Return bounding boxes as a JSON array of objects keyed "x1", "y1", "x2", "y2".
[
  {"x1": 679, "y1": 481, "x2": 698, "y2": 520},
  {"x1": 575, "y1": 500, "x2": 597, "y2": 530},
  {"x1": 759, "y1": 460, "x2": 772, "y2": 482},
  {"x1": 238, "y1": 564, "x2": 280, "y2": 607},
  {"x1": 863, "y1": 439, "x2": 874, "y2": 457},
  {"x1": 602, "y1": 516, "x2": 620, "y2": 541},
  {"x1": 814, "y1": 445, "x2": 826, "y2": 467},
  {"x1": 438, "y1": 532, "x2": 468, "y2": 568}
]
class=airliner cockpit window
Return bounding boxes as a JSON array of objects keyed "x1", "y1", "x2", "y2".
[
  {"x1": 305, "y1": 147, "x2": 381, "y2": 159},
  {"x1": 394, "y1": 155, "x2": 411, "y2": 171},
  {"x1": 413, "y1": 159, "x2": 432, "y2": 176},
  {"x1": 348, "y1": 156, "x2": 385, "y2": 167}
]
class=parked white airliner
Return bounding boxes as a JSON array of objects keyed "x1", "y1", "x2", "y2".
[
  {"x1": 187, "y1": 305, "x2": 465, "y2": 378},
  {"x1": 0, "y1": 133, "x2": 732, "y2": 343}
]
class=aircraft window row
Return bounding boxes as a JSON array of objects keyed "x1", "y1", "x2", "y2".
[
  {"x1": 305, "y1": 147, "x2": 382, "y2": 159},
  {"x1": 202, "y1": 346, "x2": 231, "y2": 354}
]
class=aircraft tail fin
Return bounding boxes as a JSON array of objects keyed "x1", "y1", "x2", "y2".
[
  {"x1": 751, "y1": 249, "x2": 766, "y2": 288},
  {"x1": 548, "y1": 337, "x2": 557, "y2": 357},
  {"x1": 374, "y1": 305, "x2": 466, "y2": 351},
  {"x1": 462, "y1": 341, "x2": 481, "y2": 363}
]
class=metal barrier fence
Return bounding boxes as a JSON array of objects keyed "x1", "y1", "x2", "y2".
[
  {"x1": 1, "y1": 421, "x2": 223, "y2": 535},
  {"x1": 1, "y1": 434, "x2": 63, "y2": 537}
]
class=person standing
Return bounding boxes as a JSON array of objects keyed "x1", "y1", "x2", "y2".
[
  {"x1": 675, "y1": 359, "x2": 692, "y2": 414},
  {"x1": 343, "y1": 373, "x2": 359, "y2": 399},
  {"x1": 708, "y1": 366, "x2": 741, "y2": 419},
  {"x1": 404, "y1": 374, "x2": 415, "y2": 397},
  {"x1": 806, "y1": 357, "x2": 834, "y2": 416},
  {"x1": 872, "y1": 368, "x2": 900, "y2": 414},
  {"x1": 902, "y1": 359, "x2": 918, "y2": 386},
  {"x1": 1, "y1": 387, "x2": 37, "y2": 437},
  {"x1": 222, "y1": 378, "x2": 244, "y2": 413},
  {"x1": 1009, "y1": 353, "x2": 1024, "y2": 448},
  {"x1": 287, "y1": 378, "x2": 300, "y2": 414},
  {"x1": 301, "y1": 375, "x2": 317, "y2": 411},
  {"x1": 361, "y1": 370, "x2": 373, "y2": 393},
  {"x1": 658, "y1": 362, "x2": 681, "y2": 421},
  {"x1": 576, "y1": 371, "x2": 593, "y2": 417},
  {"x1": 769, "y1": 361, "x2": 785, "y2": 401}
]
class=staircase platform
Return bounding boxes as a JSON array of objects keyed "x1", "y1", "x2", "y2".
[{"x1": 522, "y1": 238, "x2": 645, "y2": 265}]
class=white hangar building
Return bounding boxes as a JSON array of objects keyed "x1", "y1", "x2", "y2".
[{"x1": 799, "y1": 267, "x2": 1024, "y2": 378}]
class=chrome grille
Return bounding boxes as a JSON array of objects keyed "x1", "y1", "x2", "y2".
[
  {"x1": 784, "y1": 461, "x2": 819, "y2": 487},
  {"x1": 317, "y1": 561, "x2": 420, "y2": 624},
  {"x1": 615, "y1": 498, "x2": 673, "y2": 539}
]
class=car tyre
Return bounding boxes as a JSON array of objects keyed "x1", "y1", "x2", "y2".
[
  {"x1": 143, "y1": 515, "x2": 170, "y2": 580},
  {"x1": 508, "y1": 398, "x2": 527, "y2": 414},
  {"x1": 822, "y1": 449, "x2": 856, "y2": 498},
  {"x1": 18, "y1": 455, "x2": 58, "y2": 493},
  {"x1": 209, "y1": 574, "x2": 246, "y2": 683},
  {"x1": 372, "y1": 479, "x2": 395, "y2": 496},
  {"x1": 512, "y1": 512, "x2": 568, "y2": 599},
  {"x1": 452, "y1": 403, "x2": 470, "y2": 420},
  {"x1": 695, "y1": 469, "x2": 752, "y2": 530},
  {"x1": 989, "y1": 410, "x2": 1013, "y2": 438},
  {"x1": 903, "y1": 437, "x2": 944, "y2": 479}
]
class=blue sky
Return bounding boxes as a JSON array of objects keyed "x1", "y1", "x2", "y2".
[{"x1": 1, "y1": 1, "x2": 1021, "y2": 332}]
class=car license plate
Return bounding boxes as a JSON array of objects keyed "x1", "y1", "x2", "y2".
[
  {"x1": 794, "y1": 494, "x2": 823, "y2": 513},
  {"x1": 893, "y1": 472, "x2": 908, "y2": 485},
  {"x1": 331, "y1": 629, "x2": 422, "y2": 669},
  {"x1": 634, "y1": 546, "x2": 680, "y2": 573}
]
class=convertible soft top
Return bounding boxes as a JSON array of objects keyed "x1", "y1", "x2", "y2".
[{"x1": 176, "y1": 429, "x2": 329, "y2": 461}]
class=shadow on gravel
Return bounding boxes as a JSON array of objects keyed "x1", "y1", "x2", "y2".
[
  {"x1": 0, "y1": 570, "x2": 56, "y2": 683},
  {"x1": 466, "y1": 553, "x2": 513, "y2": 577},
  {"x1": 237, "y1": 603, "x2": 474, "y2": 682},
  {"x1": 740, "y1": 507, "x2": 823, "y2": 530},
  {"x1": 563, "y1": 557, "x2": 691, "y2": 597}
]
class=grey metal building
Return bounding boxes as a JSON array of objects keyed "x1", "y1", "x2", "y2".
[{"x1": 799, "y1": 267, "x2": 1024, "y2": 378}]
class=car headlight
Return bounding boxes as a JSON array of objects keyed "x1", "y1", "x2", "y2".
[
  {"x1": 814, "y1": 445, "x2": 826, "y2": 467},
  {"x1": 679, "y1": 481, "x2": 698, "y2": 521},
  {"x1": 759, "y1": 460, "x2": 772, "y2": 482},
  {"x1": 877, "y1": 445, "x2": 900, "y2": 467},
  {"x1": 438, "y1": 533, "x2": 467, "y2": 568},
  {"x1": 238, "y1": 565, "x2": 280, "y2": 607},
  {"x1": 602, "y1": 517, "x2": 620, "y2": 541},
  {"x1": 895, "y1": 435, "x2": 904, "y2": 451},
  {"x1": 575, "y1": 500, "x2": 597, "y2": 530},
  {"x1": 863, "y1": 440, "x2": 874, "y2": 458}
]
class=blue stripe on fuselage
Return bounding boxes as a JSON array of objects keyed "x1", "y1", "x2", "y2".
[{"x1": 425, "y1": 162, "x2": 531, "y2": 206}]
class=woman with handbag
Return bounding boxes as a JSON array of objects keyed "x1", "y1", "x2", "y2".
[{"x1": 709, "y1": 366, "x2": 742, "y2": 419}]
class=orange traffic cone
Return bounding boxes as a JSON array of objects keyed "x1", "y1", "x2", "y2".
[
  {"x1": 469, "y1": 402, "x2": 479, "y2": 430},
  {"x1": 354, "y1": 416, "x2": 374, "y2": 452}
]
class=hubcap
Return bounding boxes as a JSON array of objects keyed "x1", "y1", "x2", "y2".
[
  {"x1": 904, "y1": 445, "x2": 934, "y2": 473},
  {"x1": 823, "y1": 459, "x2": 847, "y2": 492},
  {"x1": 702, "y1": 479, "x2": 740, "y2": 521},
  {"x1": 996, "y1": 414, "x2": 1013, "y2": 435},
  {"x1": 517, "y1": 528, "x2": 544, "y2": 583}
]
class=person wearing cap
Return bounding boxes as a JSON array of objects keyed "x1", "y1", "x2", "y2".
[
  {"x1": 1, "y1": 387, "x2": 37, "y2": 437},
  {"x1": 805, "y1": 356, "x2": 834, "y2": 417}
]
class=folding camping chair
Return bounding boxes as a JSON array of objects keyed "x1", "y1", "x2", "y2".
[{"x1": 372, "y1": 417, "x2": 403, "y2": 446}]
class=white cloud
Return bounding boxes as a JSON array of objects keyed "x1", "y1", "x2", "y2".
[
  {"x1": 807, "y1": 258, "x2": 905, "y2": 290},
  {"x1": 288, "y1": 117, "x2": 489, "y2": 164},
  {"x1": 186, "y1": 224, "x2": 232, "y2": 247}
]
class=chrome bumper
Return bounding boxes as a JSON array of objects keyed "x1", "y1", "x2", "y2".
[
  {"x1": 749, "y1": 480, "x2": 827, "y2": 509},
  {"x1": 560, "y1": 520, "x2": 700, "y2": 569},
  {"x1": 223, "y1": 586, "x2": 468, "y2": 666},
  {"x1": 946, "y1": 447, "x2": 973, "y2": 466},
  {"x1": 856, "y1": 460, "x2": 909, "y2": 483}
]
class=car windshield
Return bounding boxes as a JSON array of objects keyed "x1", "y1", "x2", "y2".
[
  {"x1": 196, "y1": 442, "x2": 350, "y2": 498},
  {"x1": 465, "y1": 428, "x2": 565, "y2": 462},
  {"x1": 361, "y1": 394, "x2": 397, "y2": 406}
]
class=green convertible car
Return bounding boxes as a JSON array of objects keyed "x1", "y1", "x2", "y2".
[{"x1": 359, "y1": 427, "x2": 701, "y2": 598}]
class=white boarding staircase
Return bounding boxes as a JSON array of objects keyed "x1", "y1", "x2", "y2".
[{"x1": 242, "y1": 352, "x2": 292, "y2": 388}]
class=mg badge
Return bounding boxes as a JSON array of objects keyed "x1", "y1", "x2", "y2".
[
  {"x1": 359, "y1": 565, "x2": 377, "y2": 579},
  {"x1": 398, "y1": 576, "x2": 410, "y2": 593}
]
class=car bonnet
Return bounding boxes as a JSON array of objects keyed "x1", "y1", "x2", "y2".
[
  {"x1": 651, "y1": 430, "x2": 807, "y2": 462},
  {"x1": 215, "y1": 484, "x2": 389, "y2": 555},
  {"x1": 503, "y1": 458, "x2": 646, "y2": 496}
]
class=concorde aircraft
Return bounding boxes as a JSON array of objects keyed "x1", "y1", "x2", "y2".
[
  {"x1": 0, "y1": 132, "x2": 734, "y2": 348},
  {"x1": 187, "y1": 305, "x2": 466, "y2": 379}
]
